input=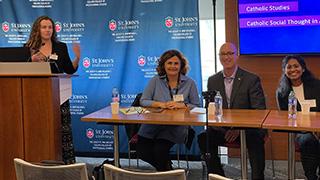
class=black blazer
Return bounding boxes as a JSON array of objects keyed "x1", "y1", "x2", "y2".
[
  {"x1": 51, "y1": 41, "x2": 77, "y2": 74},
  {"x1": 276, "y1": 79, "x2": 320, "y2": 112},
  {"x1": 207, "y1": 67, "x2": 266, "y2": 110},
  {"x1": 24, "y1": 41, "x2": 77, "y2": 74}
]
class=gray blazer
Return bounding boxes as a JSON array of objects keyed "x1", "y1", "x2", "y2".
[{"x1": 207, "y1": 67, "x2": 266, "y2": 110}]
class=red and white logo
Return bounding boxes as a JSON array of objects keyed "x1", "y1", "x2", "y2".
[
  {"x1": 55, "y1": 21, "x2": 62, "y2": 32},
  {"x1": 86, "y1": 128, "x2": 94, "y2": 139},
  {"x1": 83, "y1": 57, "x2": 91, "y2": 68},
  {"x1": 109, "y1": 19, "x2": 117, "y2": 31},
  {"x1": 2, "y1": 21, "x2": 9, "y2": 32},
  {"x1": 138, "y1": 55, "x2": 146, "y2": 66},
  {"x1": 165, "y1": 16, "x2": 173, "y2": 28}
]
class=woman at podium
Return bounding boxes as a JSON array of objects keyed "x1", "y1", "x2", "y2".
[
  {"x1": 136, "y1": 49, "x2": 201, "y2": 171},
  {"x1": 25, "y1": 15, "x2": 82, "y2": 164},
  {"x1": 25, "y1": 15, "x2": 81, "y2": 74}
]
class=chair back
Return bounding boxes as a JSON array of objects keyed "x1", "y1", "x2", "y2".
[
  {"x1": 131, "y1": 93, "x2": 143, "y2": 107},
  {"x1": 125, "y1": 93, "x2": 143, "y2": 140},
  {"x1": 222, "y1": 134, "x2": 269, "y2": 149},
  {"x1": 208, "y1": 173, "x2": 233, "y2": 180},
  {"x1": 295, "y1": 138, "x2": 299, "y2": 152},
  {"x1": 103, "y1": 164, "x2": 186, "y2": 180},
  {"x1": 185, "y1": 126, "x2": 195, "y2": 150},
  {"x1": 14, "y1": 158, "x2": 88, "y2": 180}
]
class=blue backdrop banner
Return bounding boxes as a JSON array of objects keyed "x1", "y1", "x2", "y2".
[{"x1": 0, "y1": 0, "x2": 203, "y2": 157}]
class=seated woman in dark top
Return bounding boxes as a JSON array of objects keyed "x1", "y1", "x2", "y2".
[{"x1": 276, "y1": 54, "x2": 320, "y2": 180}]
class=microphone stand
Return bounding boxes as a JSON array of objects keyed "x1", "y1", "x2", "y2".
[
  {"x1": 212, "y1": 0, "x2": 217, "y2": 73},
  {"x1": 27, "y1": 43, "x2": 45, "y2": 62},
  {"x1": 47, "y1": 59, "x2": 61, "y2": 73},
  {"x1": 202, "y1": 92, "x2": 212, "y2": 179}
]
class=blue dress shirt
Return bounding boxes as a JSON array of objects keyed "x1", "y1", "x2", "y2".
[{"x1": 138, "y1": 73, "x2": 200, "y2": 144}]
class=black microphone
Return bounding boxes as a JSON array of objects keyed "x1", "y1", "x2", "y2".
[
  {"x1": 27, "y1": 43, "x2": 45, "y2": 62},
  {"x1": 202, "y1": 90, "x2": 217, "y2": 97}
]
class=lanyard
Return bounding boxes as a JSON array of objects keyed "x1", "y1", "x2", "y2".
[{"x1": 167, "y1": 75, "x2": 180, "y2": 99}]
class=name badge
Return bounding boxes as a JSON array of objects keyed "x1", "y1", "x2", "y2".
[
  {"x1": 49, "y1": 54, "x2": 58, "y2": 61},
  {"x1": 173, "y1": 94, "x2": 184, "y2": 102}
]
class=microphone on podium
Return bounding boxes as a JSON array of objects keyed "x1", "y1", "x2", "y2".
[{"x1": 27, "y1": 43, "x2": 45, "y2": 62}]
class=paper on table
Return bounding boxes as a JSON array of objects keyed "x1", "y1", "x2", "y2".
[
  {"x1": 300, "y1": 99, "x2": 316, "y2": 114},
  {"x1": 190, "y1": 107, "x2": 206, "y2": 114},
  {"x1": 119, "y1": 107, "x2": 147, "y2": 115}
]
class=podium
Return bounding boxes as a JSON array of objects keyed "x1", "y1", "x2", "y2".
[{"x1": 0, "y1": 63, "x2": 77, "y2": 180}]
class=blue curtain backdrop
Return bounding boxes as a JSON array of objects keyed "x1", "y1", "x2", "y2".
[{"x1": 0, "y1": 0, "x2": 203, "y2": 157}]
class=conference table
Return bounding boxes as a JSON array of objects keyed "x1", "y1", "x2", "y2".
[
  {"x1": 82, "y1": 106, "x2": 270, "y2": 179},
  {"x1": 82, "y1": 106, "x2": 206, "y2": 168},
  {"x1": 262, "y1": 110, "x2": 320, "y2": 180}
]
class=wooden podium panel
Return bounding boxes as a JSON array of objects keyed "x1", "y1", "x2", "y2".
[
  {"x1": 0, "y1": 78, "x2": 24, "y2": 180},
  {"x1": 0, "y1": 75, "x2": 63, "y2": 180},
  {"x1": 22, "y1": 77, "x2": 61, "y2": 162}
]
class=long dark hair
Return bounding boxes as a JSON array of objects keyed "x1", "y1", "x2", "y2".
[
  {"x1": 277, "y1": 54, "x2": 317, "y2": 96},
  {"x1": 25, "y1": 15, "x2": 58, "y2": 50},
  {"x1": 156, "y1": 49, "x2": 189, "y2": 76}
]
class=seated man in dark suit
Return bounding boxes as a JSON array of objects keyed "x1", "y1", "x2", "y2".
[{"x1": 197, "y1": 42, "x2": 266, "y2": 179}]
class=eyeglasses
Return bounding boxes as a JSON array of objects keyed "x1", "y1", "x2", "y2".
[{"x1": 219, "y1": 52, "x2": 236, "y2": 57}]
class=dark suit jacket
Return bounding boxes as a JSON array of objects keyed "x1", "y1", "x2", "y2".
[
  {"x1": 207, "y1": 67, "x2": 266, "y2": 110},
  {"x1": 51, "y1": 41, "x2": 77, "y2": 74},
  {"x1": 276, "y1": 79, "x2": 320, "y2": 112}
]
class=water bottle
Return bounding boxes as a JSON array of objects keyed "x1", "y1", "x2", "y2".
[
  {"x1": 288, "y1": 91, "x2": 297, "y2": 119},
  {"x1": 214, "y1": 91, "x2": 223, "y2": 117},
  {"x1": 111, "y1": 86, "x2": 119, "y2": 103}
]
